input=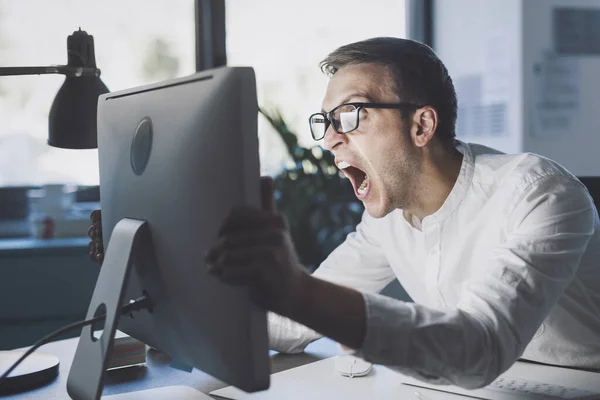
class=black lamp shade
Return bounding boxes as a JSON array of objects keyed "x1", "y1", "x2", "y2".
[
  {"x1": 48, "y1": 75, "x2": 109, "y2": 149},
  {"x1": 0, "y1": 29, "x2": 108, "y2": 149}
]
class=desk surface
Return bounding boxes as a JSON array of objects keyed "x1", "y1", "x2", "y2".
[
  {"x1": 8, "y1": 337, "x2": 600, "y2": 399},
  {"x1": 0, "y1": 237, "x2": 89, "y2": 256},
  {"x1": 3, "y1": 336, "x2": 340, "y2": 399}
]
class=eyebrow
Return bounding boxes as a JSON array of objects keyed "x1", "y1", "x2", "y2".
[{"x1": 321, "y1": 92, "x2": 375, "y2": 113}]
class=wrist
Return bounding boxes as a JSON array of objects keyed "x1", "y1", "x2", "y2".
[{"x1": 284, "y1": 269, "x2": 314, "y2": 320}]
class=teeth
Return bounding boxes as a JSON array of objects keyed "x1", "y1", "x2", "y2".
[
  {"x1": 357, "y1": 175, "x2": 368, "y2": 195},
  {"x1": 337, "y1": 161, "x2": 350, "y2": 169}
]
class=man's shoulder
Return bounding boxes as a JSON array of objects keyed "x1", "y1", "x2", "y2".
[{"x1": 466, "y1": 142, "x2": 578, "y2": 190}]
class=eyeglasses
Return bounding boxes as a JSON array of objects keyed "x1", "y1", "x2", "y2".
[{"x1": 308, "y1": 102, "x2": 423, "y2": 141}]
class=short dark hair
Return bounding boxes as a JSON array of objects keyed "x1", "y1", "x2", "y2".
[{"x1": 320, "y1": 37, "x2": 457, "y2": 145}]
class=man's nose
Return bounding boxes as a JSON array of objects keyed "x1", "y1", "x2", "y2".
[{"x1": 323, "y1": 124, "x2": 346, "y2": 151}]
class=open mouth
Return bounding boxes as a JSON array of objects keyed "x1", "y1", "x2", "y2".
[{"x1": 337, "y1": 161, "x2": 370, "y2": 199}]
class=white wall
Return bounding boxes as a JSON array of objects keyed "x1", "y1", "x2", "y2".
[
  {"x1": 522, "y1": 0, "x2": 600, "y2": 176},
  {"x1": 434, "y1": 0, "x2": 600, "y2": 177},
  {"x1": 434, "y1": 0, "x2": 523, "y2": 154}
]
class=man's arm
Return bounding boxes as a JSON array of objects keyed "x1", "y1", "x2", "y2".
[
  {"x1": 284, "y1": 271, "x2": 368, "y2": 349},
  {"x1": 208, "y1": 175, "x2": 596, "y2": 388},
  {"x1": 268, "y1": 175, "x2": 596, "y2": 387},
  {"x1": 353, "y1": 175, "x2": 597, "y2": 388},
  {"x1": 206, "y1": 177, "x2": 394, "y2": 353},
  {"x1": 268, "y1": 211, "x2": 395, "y2": 353}
]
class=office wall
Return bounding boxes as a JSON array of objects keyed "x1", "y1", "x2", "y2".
[
  {"x1": 522, "y1": 0, "x2": 600, "y2": 176},
  {"x1": 434, "y1": 0, "x2": 523, "y2": 154},
  {"x1": 434, "y1": 0, "x2": 600, "y2": 177}
]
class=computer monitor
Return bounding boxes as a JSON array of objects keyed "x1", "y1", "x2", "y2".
[{"x1": 66, "y1": 67, "x2": 269, "y2": 399}]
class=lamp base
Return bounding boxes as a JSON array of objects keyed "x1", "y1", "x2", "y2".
[{"x1": 0, "y1": 350, "x2": 59, "y2": 395}]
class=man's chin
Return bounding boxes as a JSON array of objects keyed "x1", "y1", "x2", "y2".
[{"x1": 363, "y1": 200, "x2": 391, "y2": 219}]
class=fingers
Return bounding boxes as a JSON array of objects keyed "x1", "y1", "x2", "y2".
[
  {"x1": 88, "y1": 245, "x2": 104, "y2": 264},
  {"x1": 89, "y1": 209, "x2": 102, "y2": 239},
  {"x1": 88, "y1": 236, "x2": 104, "y2": 265},
  {"x1": 90, "y1": 209, "x2": 101, "y2": 222},
  {"x1": 206, "y1": 227, "x2": 286, "y2": 287},
  {"x1": 218, "y1": 207, "x2": 285, "y2": 237},
  {"x1": 89, "y1": 250, "x2": 104, "y2": 264},
  {"x1": 260, "y1": 176, "x2": 276, "y2": 212},
  {"x1": 93, "y1": 221, "x2": 102, "y2": 237},
  {"x1": 205, "y1": 233, "x2": 282, "y2": 271},
  {"x1": 88, "y1": 217, "x2": 102, "y2": 240},
  {"x1": 212, "y1": 260, "x2": 264, "y2": 286},
  {"x1": 207, "y1": 246, "x2": 276, "y2": 285},
  {"x1": 216, "y1": 177, "x2": 280, "y2": 237},
  {"x1": 210, "y1": 230, "x2": 285, "y2": 256},
  {"x1": 208, "y1": 182, "x2": 287, "y2": 287}
]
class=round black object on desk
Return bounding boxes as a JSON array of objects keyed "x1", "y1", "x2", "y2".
[{"x1": 0, "y1": 351, "x2": 60, "y2": 395}]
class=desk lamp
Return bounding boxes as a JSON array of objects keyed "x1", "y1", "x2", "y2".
[
  {"x1": 0, "y1": 28, "x2": 109, "y2": 149},
  {"x1": 0, "y1": 28, "x2": 108, "y2": 395}
]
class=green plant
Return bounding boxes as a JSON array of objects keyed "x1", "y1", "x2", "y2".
[{"x1": 260, "y1": 108, "x2": 364, "y2": 271}]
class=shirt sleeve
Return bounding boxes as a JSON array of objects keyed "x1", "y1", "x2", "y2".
[
  {"x1": 269, "y1": 210, "x2": 395, "y2": 353},
  {"x1": 357, "y1": 175, "x2": 597, "y2": 389}
]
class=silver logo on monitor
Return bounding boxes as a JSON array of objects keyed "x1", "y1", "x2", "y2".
[{"x1": 130, "y1": 117, "x2": 153, "y2": 175}]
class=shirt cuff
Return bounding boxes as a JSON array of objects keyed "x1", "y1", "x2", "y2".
[
  {"x1": 356, "y1": 292, "x2": 459, "y2": 386},
  {"x1": 267, "y1": 311, "x2": 322, "y2": 354},
  {"x1": 358, "y1": 291, "x2": 411, "y2": 364}
]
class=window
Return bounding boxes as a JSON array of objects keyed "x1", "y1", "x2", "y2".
[
  {"x1": 225, "y1": 0, "x2": 407, "y2": 176},
  {"x1": 0, "y1": 1, "x2": 407, "y2": 185},
  {"x1": 0, "y1": 0, "x2": 195, "y2": 186}
]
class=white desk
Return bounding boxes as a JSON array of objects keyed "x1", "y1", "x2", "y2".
[
  {"x1": 212, "y1": 357, "x2": 600, "y2": 400},
  {"x1": 2, "y1": 336, "x2": 339, "y2": 399},
  {"x1": 6, "y1": 334, "x2": 600, "y2": 399}
]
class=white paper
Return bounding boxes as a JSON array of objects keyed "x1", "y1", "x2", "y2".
[
  {"x1": 455, "y1": 32, "x2": 511, "y2": 139},
  {"x1": 532, "y1": 50, "x2": 581, "y2": 137}
]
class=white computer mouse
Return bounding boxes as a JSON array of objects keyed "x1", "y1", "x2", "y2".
[{"x1": 334, "y1": 354, "x2": 373, "y2": 378}]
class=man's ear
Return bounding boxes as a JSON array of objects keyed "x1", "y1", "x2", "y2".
[{"x1": 410, "y1": 106, "x2": 438, "y2": 148}]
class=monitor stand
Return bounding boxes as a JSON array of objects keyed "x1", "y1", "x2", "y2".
[
  {"x1": 66, "y1": 218, "x2": 149, "y2": 400},
  {"x1": 63, "y1": 218, "x2": 205, "y2": 400},
  {"x1": 64, "y1": 218, "x2": 214, "y2": 399}
]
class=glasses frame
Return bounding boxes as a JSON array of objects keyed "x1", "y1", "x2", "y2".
[{"x1": 308, "y1": 102, "x2": 424, "y2": 141}]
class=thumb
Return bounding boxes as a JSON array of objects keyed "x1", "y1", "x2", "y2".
[{"x1": 260, "y1": 176, "x2": 277, "y2": 212}]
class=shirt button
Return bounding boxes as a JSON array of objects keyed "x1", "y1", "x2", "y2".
[{"x1": 429, "y1": 248, "x2": 437, "y2": 255}]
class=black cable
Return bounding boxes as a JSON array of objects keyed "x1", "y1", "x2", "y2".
[{"x1": 0, "y1": 294, "x2": 152, "y2": 385}]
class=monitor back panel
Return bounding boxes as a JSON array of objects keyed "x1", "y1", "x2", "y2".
[{"x1": 97, "y1": 67, "x2": 269, "y2": 391}]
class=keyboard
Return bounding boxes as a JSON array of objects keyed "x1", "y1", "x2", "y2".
[{"x1": 487, "y1": 376, "x2": 600, "y2": 399}]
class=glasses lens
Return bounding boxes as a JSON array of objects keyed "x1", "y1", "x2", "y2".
[
  {"x1": 309, "y1": 114, "x2": 327, "y2": 140},
  {"x1": 332, "y1": 105, "x2": 358, "y2": 133}
]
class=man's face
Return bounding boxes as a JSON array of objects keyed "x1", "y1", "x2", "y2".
[{"x1": 321, "y1": 63, "x2": 418, "y2": 218}]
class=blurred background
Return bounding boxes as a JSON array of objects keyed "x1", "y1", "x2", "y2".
[
  {"x1": 0, "y1": 0, "x2": 406, "y2": 186},
  {"x1": 0, "y1": 0, "x2": 599, "y2": 350}
]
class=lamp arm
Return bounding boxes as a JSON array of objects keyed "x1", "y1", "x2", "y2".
[{"x1": 0, "y1": 65, "x2": 101, "y2": 77}]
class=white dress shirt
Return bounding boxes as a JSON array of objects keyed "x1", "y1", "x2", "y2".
[{"x1": 268, "y1": 141, "x2": 600, "y2": 389}]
